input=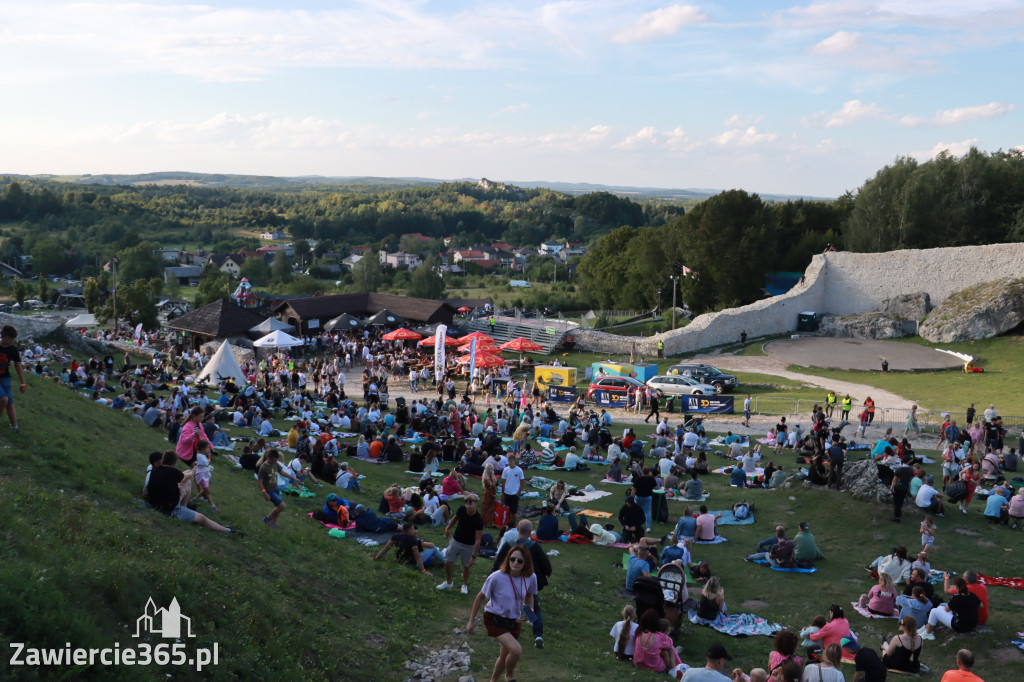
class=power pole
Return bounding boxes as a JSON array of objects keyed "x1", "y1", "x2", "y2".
[
  {"x1": 671, "y1": 275, "x2": 678, "y2": 330},
  {"x1": 112, "y1": 258, "x2": 118, "y2": 332}
]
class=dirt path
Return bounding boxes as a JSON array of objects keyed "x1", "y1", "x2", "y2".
[{"x1": 692, "y1": 354, "x2": 917, "y2": 411}]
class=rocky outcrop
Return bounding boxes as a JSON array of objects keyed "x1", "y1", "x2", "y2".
[
  {"x1": 817, "y1": 313, "x2": 907, "y2": 339},
  {"x1": 201, "y1": 338, "x2": 254, "y2": 366},
  {"x1": 0, "y1": 312, "x2": 63, "y2": 340},
  {"x1": 882, "y1": 292, "x2": 931, "y2": 321},
  {"x1": 919, "y1": 278, "x2": 1024, "y2": 343},
  {"x1": 840, "y1": 459, "x2": 891, "y2": 503}
]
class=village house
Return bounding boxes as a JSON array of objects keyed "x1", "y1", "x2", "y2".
[
  {"x1": 208, "y1": 254, "x2": 245, "y2": 278},
  {"x1": 378, "y1": 250, "x2": 423, "y2": 270}
]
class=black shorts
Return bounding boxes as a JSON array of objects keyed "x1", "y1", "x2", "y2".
[{"x1": 503, "y1": 493, "x2": 520, "y2": 515}]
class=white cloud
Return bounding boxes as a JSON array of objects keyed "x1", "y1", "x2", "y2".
[
  {"x1": 811, "y1": 30, "x2": 861, "y2": 55},
  {"x1": 612, "y1": 4, "x2": 708, "y2": 43},
  {"x1": 802, "y1": 100, "x2": 889, "y2": 128},
  {"x1": 493, "y1": 103, "x2": 530, "y2": 117},
  {"x1": 416, "y1": 112, "x2": 431, "y2": 120},
  {"x1": 723, "y1": 114, "x2": 763, "y2": 127},
  {"x1": 910, "y1": 138, "x2": 980, "y2": 161},
  {"x1": 899, "y1": 101, "x2": 1015, "y2": 127},
  {"x1": 613, "y1": 126, "x2": 659, "y2": 150},
  {"x1": 711, "y1": 127, "x2": 778, "y2": 147}
]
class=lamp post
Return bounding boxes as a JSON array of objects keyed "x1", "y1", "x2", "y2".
[{"x1": 670, "y1": 274, "x2": 679, "y2": 330}]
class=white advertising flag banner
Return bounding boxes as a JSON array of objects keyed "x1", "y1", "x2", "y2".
[
  {"x1": 469, "y1": 337, "x2": 478, "y2": 380},
  {"x1": 434, "y1": 324, "x2": 447, "y2": 383}
]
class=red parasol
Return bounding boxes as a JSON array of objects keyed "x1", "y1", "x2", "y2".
[
  {"x1": 457, "y1": 341, "x2": 499, "y2": 354},
  {"x1": 418, "y1": 335, "x2": 461, "y2": 347},
  {"x1": 381, "y1": 328, "x2": 423, "y2": 341},
  {"x1": 459, "y1": 331, "x2": 495, "y2": 344},
  {"x1": 457, "y1": 306, "x2": 472, "y2": 313},
  {"x1": 455, "y1": 353, "x2": 505, "y2": 367},
  {"x1": 499, "y1": 337, "x2": 544, "y2": 353}
]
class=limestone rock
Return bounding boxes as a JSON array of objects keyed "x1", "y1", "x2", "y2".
[
  {"x1": 0, "y1": 312, "x2": 63, "y2": 340},
  {"x1": 817, "y1": 313, "x2": 907, "y2": 339},
  {"x1": 201, "y1": 339, "x2": 254, "y2": 365},
  {"x1": 882, "y1": 292, "x2": 931, "y2": 321},
  {"x1": 840, "y1": 459, "x2": 891, "y2": 503},
  {"x1": 919, "y1": 278, "x2": 1024, "y2": 343}
]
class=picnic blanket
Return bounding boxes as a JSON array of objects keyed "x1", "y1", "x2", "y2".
[
  {"x1": 712, "y1": 466, "x2": 764, "y2": 481},
  {"x1": 354, "y1": 457, "x2": 390, "y2": 464},
  {"x1": 978, "y1": 574, "x2": 1024, "y2": 590},
  {"x1": 579, "y1": 509, "x2": 613, "y2": 518},
  {"x1": 688, "y1": 610, "x2": 784, "y2": 637},
  {"x1": 929, "y1": 569, "x2": 956, "y2": 585},
  {"x1": 281, "y1": 486, "x2": 316, "y2": 498},
  {"x1": 405, "y1": 470, "x2": 444, "y2": 476},
  {"x1": 751, "y1": 558, "x2": 818, "y2": 573},
  {"x1": 306, "y1": 512, "x2": 356, "y2": 531},
  {"x1": 667, "y1": 492, "x2": 712, "y2": 502},
  {"x1": 600, "y1": 478, "x2": 634, "y2": 485},
  {"x1": 714, "y1": 509, "x2": 756, "y2": 526},
  {"x1": 851, "y1": 602, "x2": 899, "y2": 619},
  {"x1": 568, "y1": 489, "x2": 612, "y2": 503},
  {"x1": 695, "y1": 535, "x2": 728, "y2": 545},
  {"x1": 1013, "y1": 633, "x2": 1024, "y2": 654}
]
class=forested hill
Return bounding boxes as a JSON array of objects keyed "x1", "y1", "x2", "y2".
[{"x1": 0, "y1": 177, "x2": 682, "y2": 279}]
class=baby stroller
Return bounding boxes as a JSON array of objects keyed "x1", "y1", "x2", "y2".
[{"x1": 633, "y1": 562, "x2": 687, "y2": 638}]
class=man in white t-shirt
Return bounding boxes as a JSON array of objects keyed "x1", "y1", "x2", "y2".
[
  {"x1": 656, "y1": 418, "x2": 670, "y2": 436},
  {"x1": 683, "y1": 429, "x2": 699, "y2": 450},
  {"x1": 915, "y1": 476, "x2": 946, "y2": 516},
  {"x1": 500, "y1": 456, "x2": 525, "y2": 526}
]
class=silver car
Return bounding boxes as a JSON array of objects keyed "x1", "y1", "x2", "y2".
[{"x1": 646, "y1": 374, "x2": 717, "y2": 398}]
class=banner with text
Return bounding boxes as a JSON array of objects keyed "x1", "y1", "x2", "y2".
[
  {"x1": 592, "y1": 389, "x2": 630, "y2": 408},
  {"x1": 547, "y1": 385, "x2": 577, "y2": 403},
  {"x1": 679, "y1": 395, "x2": 735, "y2": 414},
  {"x1": 434, "y1": 324, "x2": 447, "y2": 383}
]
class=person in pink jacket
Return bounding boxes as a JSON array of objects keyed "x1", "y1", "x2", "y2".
[
  {"x1": 808, "y1": 604, "x2": 851, "y2": 651},
  {"x1": 176, "y1": 406, "x2": 212, "y2": 466}
]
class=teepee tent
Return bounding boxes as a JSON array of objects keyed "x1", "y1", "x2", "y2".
[{"x1": 196, "y1": 340, "x2": 248, "y2": 386}]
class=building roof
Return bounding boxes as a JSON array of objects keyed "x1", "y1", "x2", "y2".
[
  {"x1": 209, "y1": 254, "x2": 245, "y2": 267},
  {"x1": 166, "y1": 299, "x2": 266, "y2": 339},
  {"x1": 273, "y1": 292, "x2": 456, "y2": 325},
  {"x1": 475, "y1": 259, "x2": 500, "y2": 269}
]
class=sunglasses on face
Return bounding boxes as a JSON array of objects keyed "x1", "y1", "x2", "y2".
[{"x1": 509, "y1": 557, "x2": 525, "y2": 564}]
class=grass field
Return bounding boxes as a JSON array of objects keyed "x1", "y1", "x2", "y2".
[
  {"x1": 786, "y1": 335, "x2": 1024, "y2": 416},
  {"x1": 2, "y1": 349, "x2": 1024, "y2": 681}
]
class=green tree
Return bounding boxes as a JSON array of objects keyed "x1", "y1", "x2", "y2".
[
  {"x1": 12, "y1": 278, "x2": 27, "y2": 306},
  {"x1": 408, "y1": 255, "x2": 446, "y2": 300},
  {"x1": 575, "y1": 226, "x2": 639, "y2": 308},
  {"x1": 292, "y1": 239, "x2": 311, "y2": 266},
  {"x1": 351, "y1": 253, "x2": 383, "y2": 292},
  {"x1": 98, "y1": 279, "x2": 158, "y2": 330},
  {"x1": 38, "y1": 277, "x2": 51, "y2": 305},
  {"x1": 194, "y1": 266, "x2": 232, "y2": 308},
  {"x1": 83, "y1": 278, "x2": 100, "y2": 313},
  {"x1": 239, "y1": 256, "x2": 271, "y2": 287},
  {"x1": 30, "y1": 238, "x2": 65, "y2": 276},
  {"x1": 272, "y1": 250, "x2": 293, "y2": 284},
  {"x1": 117, "y1": 242, "x2": 162, "y2": 283}
]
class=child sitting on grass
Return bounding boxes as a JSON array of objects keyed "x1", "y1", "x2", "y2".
[
  {"x1": 799, "y1": 615, "x2": 826, "y2": 649},
  {"x1": 609, "y1": 605, "x2": 638, "y2": 661},
  {"x1": 194, "y1": 441, "x2": 218, "y2": 512}
]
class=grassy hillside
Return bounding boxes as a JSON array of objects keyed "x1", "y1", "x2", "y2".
[{"x1": 2, "y1": 366, "x2": 1023, "y2": 680}]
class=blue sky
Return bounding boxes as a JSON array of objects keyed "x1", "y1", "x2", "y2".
[{"x1": 1, "y1": 1, "x2": 1020, "y2": 196}]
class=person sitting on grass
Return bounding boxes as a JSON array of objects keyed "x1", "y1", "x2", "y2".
[
  {"x1": 881, "y1": 614, "x2": 923, "y2": 674},
  {"x1": 147, "y1": 450, "x2": 237, "y2": 534},
  {"x1": 694, "y1": 576, "x2": 727, "y2": 624},
  {"x1": 793, "y1": 521, "x2": 824, "y2": 565},
  {"x1": 921, "y1": 577, "x2": 981, "y2": 640},
  {"x1": 858, "y1": 573, "x2": 899, "y2": 616},
  {"x1": 768, "y1": 631, "x2": 802, "y2": 679},
  {"x1": 372, "y1": 522, "x2": 443, "y2": 577},
  {"x1": 840, "y1": 636, "x2": 887, "y2": 682},
  {"x1": 683, "y1": 470, "x2": 705, "y2": 501},
  {"x1": 695, "y1": 505, "x2": 722, "y2": 542},
  {"x1": 867, "y1": 545, "x2": 912, "y2": 584},
  {"x1": 807, "y1": 605, "x2": 851, "y2": 653},
  {"x1": 632, "y1": 608, "x2": 683, "y2": 675}
]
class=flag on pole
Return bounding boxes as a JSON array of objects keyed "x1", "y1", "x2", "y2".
[
  {"x1": 469, "y1": 337, "x2": 478, "y2": 380},
  {"x1": 434, "y1": 324, "x2": 447, "y2": 383}
]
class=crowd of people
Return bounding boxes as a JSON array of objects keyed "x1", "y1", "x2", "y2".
[{"x1": 7, "y1": 317, "x2": 1013, "y2": 681}]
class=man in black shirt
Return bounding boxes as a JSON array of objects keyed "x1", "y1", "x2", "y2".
[
  {"x1": 147, "y1": 451, "x2": 234, "y2": 533},
  {"x1": 841, "y1": 637, "x2": 887, "y2": 681},
  {"x1": 890, "y1": 462, "x2": 915, "y2": 522},
  {"x1": 902, "y1": 568, "x2": 936, "y2": 604},
  {"x1": 437, "y1": 495, "x2": 484, "y2": 593},
  {"x1": 828, "y1": 439, "x2": 847, "y2": 489}
]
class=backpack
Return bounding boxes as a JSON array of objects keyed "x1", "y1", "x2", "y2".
[
  {"x1": 733, "y1": 501, "x2": 751, "y2": 520},
  {"x1": 945, "y1": 480, "x2": 968, "y2": 502}
]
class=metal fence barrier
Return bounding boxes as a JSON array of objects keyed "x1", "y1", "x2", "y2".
[{"x1": 750, "y1": 397, "x2": 1023, "y2": 434}]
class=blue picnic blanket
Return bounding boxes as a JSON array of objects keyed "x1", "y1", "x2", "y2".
[
  {"x1": 688, "y1": 610, "x2": 784, "y2": 637},
  {"x1": 716, "y1": 509, "x2": 756, "y2": 526},
  {"x1": 695, "y1": 535, "x2": 728, "y2": 545},
  {"x1": 752, "y1": 558, "x2": 818, "y2": 573}
]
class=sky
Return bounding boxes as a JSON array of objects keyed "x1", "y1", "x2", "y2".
[{"x1": 1, "y1": 1, "x2": 1021, "y2": 197}]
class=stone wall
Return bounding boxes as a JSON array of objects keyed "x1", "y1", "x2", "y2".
[
  {"x1": 0, "y1": 313, "x2": 64, "y2": 340},
  {"x1": 574, "y1": 242, "x2": 1024, "y2": 355}
]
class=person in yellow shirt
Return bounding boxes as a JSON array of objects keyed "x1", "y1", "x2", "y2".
[{"x1": 287, "y1": 423, "x2": 301, "y2": 449}]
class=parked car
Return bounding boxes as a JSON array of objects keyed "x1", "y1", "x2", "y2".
[
  {"x1": 646, "y1": 374, "x2": 716, "y2": 398},
  {"x1": 666, "y1": 363, "x2": 738, "y2": 393},
  {"x1": 586, "y1": 375, "x2": 647, "y2": 400}
]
